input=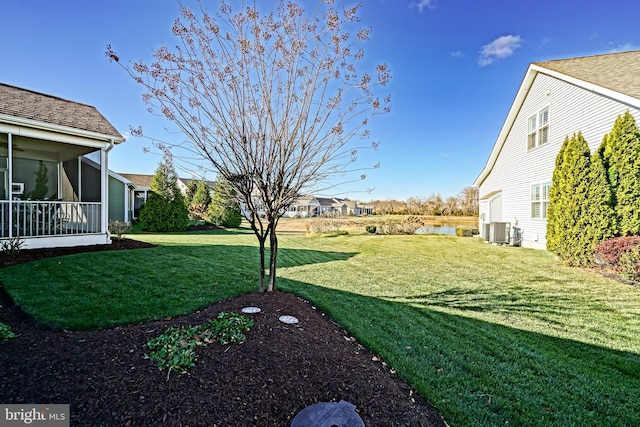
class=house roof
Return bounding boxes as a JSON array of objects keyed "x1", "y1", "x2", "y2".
[
  {"x1": 178, "y1": 177, "x2": 216, "y2": 188},
  {"x1": 534, "y1": 50, "x2": 640, "y2": 100},
  {"x1": 119, "y1": 173, "x2": 153, "y2": 189},
  {"x1": 474, "y1": 50, "x2": 640, "y2": 188},
  {"x1": 119, "y1": 174, "x2": 215, "y2": 190},
  {"x1": 0, "y1": 83, "x2": 124, "y2": 141},
  {"x1": 479, "y1": 190, "x2": 501, "y2": 201}
]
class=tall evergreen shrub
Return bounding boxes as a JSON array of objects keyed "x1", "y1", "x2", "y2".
[
  {"x1": 578, "y1": 149, "x2": 617, "y2": 265},
  {"x1": 557, "y1": 133, "x2": 592, "y2": 266},
  {"x1": 139, "y1": 160, "x2": 189, "y2": 232},
  {"x1": 603, "y1": 112, "x2": 640, "y2": 235},
  {"x1": 183, "y1": 179, "x2": 212, "y2": 221},
  {"x1": 208, "y1": 178, "x2": 242, "y2": 228},
  {"x1": 546, "y1": 136, "x2": 570, "y2": 253}
]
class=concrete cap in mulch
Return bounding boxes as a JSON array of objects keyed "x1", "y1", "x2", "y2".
[
  {"x1": 278, "y1": 315, "x2": 299, "y2": 324},
  {"x1": 241, "y1": 307, "x2": 261, "y2": 314},
  {"x1": 291, "y1": 400, "x2": 364, "y2": 427}
]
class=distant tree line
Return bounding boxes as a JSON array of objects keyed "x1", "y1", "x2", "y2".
[{"x1": 366, "y1": 187, "x2": 479, "y2": 216}]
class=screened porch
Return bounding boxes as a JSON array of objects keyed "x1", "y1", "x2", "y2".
[{"x1": 1, "y1": 132, "x2": 113, "y2": 248}]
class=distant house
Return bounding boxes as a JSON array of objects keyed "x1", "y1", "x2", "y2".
[
  {"x1": 0, "y1": 83, "x2": 125, "y2": 249},
  {"x1": 121, "y1": 174, "x2": 373, "y2": 220},
  {"x1": 283, "y1": 196, "x2": 373, "y2": 218},
  {"x1": 474, "y1": 50, "x2": 640, "y2": 249},
  {"x1": 119, "y1": 173, "x2": 214, "y2": 219},
  {"x1": 118, "y1": 173, "x2": 153, "y2": 219}
]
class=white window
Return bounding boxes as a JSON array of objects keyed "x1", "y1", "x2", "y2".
[
  {"x1": 527, "y1": 107, "x2": 550, "y2": 150},
  {"x1": 531, "y1": 182, "x2": 551, "y2": 219}
]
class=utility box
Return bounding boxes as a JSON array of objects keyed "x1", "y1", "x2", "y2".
[{"x1": 489, "y1": 222, "x2": 510, "y2": 244}]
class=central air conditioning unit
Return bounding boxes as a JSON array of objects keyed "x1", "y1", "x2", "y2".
[{"x1": 489, "y1": 222, "x2": 510, "y2": 244}]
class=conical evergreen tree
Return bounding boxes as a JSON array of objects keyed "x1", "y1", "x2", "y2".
[
  {"x1": 558, "y1": 133, "x2": 592, "y2": 265},
  {"x1": 605, "y1": 112, "x2": 640, "y2": 235},
  {"x1": 546, "y1": 136, "x2": 571, "y2": 253},
  {"x1": 139, "y1": 159, "x2": 189, "y2": 231},
  {"x1": 184, "y1": 179, "x2": 198, "y2": 207},
  {"x1": 581, "y1": 150, "x2": 617, "y2": 256},
  {"x1": 208, "y1": 177, "x2": 242, "y2": 227},
  {"x1": 188, "y1": 179, "x2": 212, "y2": 221}
]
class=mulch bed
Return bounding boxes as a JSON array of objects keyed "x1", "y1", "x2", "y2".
[{"x1": 0, "y1": 238, "x2": 446, "y2": 426}]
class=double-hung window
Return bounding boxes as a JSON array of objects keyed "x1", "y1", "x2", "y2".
[
  {"x1": 527, "y1": 107, "x2": 549, "y2": 150},
  {"x1": 531, "y1": 182, "x2": 551, "y2": 219}
]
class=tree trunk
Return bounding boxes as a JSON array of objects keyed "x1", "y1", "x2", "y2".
[
  {"x1": 267, "y1": 225, "x2": 278, "y2": 292},
  {"x1": 247, "y1": 215, "x2": 270, "y2": 293},
  {"x1": 258, "y1": 235, "x2": 267, "y2": 292}
]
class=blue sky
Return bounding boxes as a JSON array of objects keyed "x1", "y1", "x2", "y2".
[{"x1": 2, "y1": 0, "x2": 638, "y2": 201}]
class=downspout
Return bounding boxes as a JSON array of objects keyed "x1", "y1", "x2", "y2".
[
  {"x1": 101, "y1": 139, "x2": 115, "y2": 241},
  {"x1": 7, "y1": 133, "x2": 12, "y2": 239}
]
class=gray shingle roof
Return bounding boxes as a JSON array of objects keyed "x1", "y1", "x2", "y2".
[
  {"x1": 119, "y1": 173, "x2": 154, "y2": 188},
  {"x1": 535, "y1": 50, "x2": 640, "y2": 100},
  {"x1": 0, "y1": 83, "x2": 123, "y2": 140}
]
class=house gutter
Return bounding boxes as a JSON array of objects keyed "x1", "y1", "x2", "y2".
[{"x1": 0, "y1": 113, "x2": 125, "y2": 147}]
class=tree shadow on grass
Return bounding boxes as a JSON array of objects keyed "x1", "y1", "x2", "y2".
[
  {"x1": 0, "y1": 244, "x2": 358, "y2": 330},
  {"x1": 276, "y1": 280, "x2": 640, "y2": 427}
]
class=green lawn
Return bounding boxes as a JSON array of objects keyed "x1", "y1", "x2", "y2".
[{"x1": 2, "y1": 228, "x2": 639, "y2": 426}]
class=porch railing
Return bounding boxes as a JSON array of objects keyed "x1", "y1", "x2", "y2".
[{"x1": 0, "y1": 201, "x2": 102, "y2": 238}]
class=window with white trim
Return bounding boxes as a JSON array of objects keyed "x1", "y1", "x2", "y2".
[
  {"x1": 531, "y1": 181, "x2": 551, "y2": 219},
  {"x1": 527, "y1": 107, "x2": 549, "y2": 150}
]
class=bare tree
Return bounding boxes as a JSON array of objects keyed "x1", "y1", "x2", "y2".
[
  {"x1": 107, "y1": 0, "x2": 390, "y2": 292},
  {"x1": 442, "y1": 195, "x2": 460, "y2": 216},
  {"x1": 424, "y1": 193, "x2": 444, "y2": 216},
  {"x1": 458, "y1": 186, "x2": 479, "y2": 216}
]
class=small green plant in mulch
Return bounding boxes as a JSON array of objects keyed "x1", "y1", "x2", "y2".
[
  {"x1": 0, "y1": 322, "x2": 17, "y2": 341},
  {"x1": 1, "y1": 237, "x2": 24, "y2": 256},
  {"x1": 146, "y1": 312, "x2": 254, "y2": 376}
]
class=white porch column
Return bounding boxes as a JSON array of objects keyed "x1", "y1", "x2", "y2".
[
  {"x1": 100, "y1": 147, "x2": 109, "y2": 237},
  {"x1": 7, "y1": 132, "x2": 12, "y2": 238}
]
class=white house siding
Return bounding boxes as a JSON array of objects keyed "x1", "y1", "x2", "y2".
[
  {"x1": 479, "y1": 72, "x2": 640, "y2": 249},
  {"x1": 489, "y1": 194, "x2": 502, "y2": 222}
]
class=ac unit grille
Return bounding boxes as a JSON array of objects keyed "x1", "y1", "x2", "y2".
[{"x1": 489, "y1": 222, "x2": 510, "y2": 244}]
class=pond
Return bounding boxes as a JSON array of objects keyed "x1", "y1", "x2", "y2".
[{"x1": 414, "y1": 225, "x2": 475, "y2": 236}]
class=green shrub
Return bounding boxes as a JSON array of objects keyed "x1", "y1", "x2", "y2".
[
  {"x1": 139, "y1": 192, "x2": 189, "y2": 232},
  {"x1": 139, "y1": 159, "x2": 189, "y2": 232},
  {"x1": 0, "y1": 322, "x2": 16, "y2": 341},
  {"x1": 146, "y1": 312, "x2": 254, "y2": 375},
  {"x1": 365, "y1": 225, "x2": 377, "y2": 234},
  {"x1": 208, "y1": 178, "x2": 242, "y2": 228},
  {"x1": 618, "y1": 246, "x2": 640, "y2": 281},
  {"x1": 1, "y1": 237, "x2": 24, "y2": 255},
  {"x1": 602, "y1": 112, "x2": 640, "y2": 235}
]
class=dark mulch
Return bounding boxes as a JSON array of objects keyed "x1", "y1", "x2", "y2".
[{"x1": 0, "y1": 239, "x2": 446, "y2": 426}]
